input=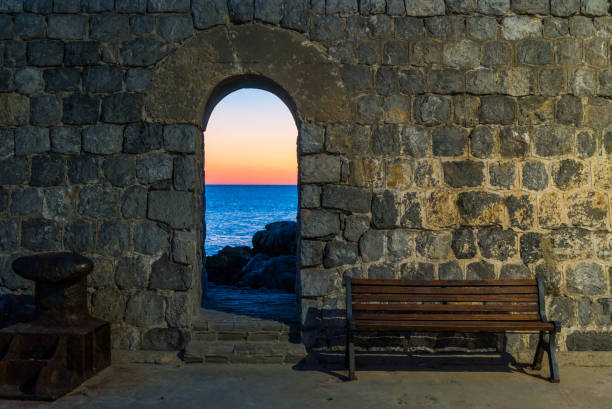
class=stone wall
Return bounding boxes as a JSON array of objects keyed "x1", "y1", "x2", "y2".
[{"x1": 0, "y1": 0, "x2": 611, "y2": 354}]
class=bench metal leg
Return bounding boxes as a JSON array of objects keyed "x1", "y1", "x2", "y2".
[
  {"x1": 547, "y1": 332, "x2": 560, "y2": 383},
  {"x1": 348, "y1": 337, "x2": 356, "y2": 380},
  {"x1": 344, "y1": 331, "x2": 349, "y2": 369},
  {"x1": 531, "y1": 331, "x2": 545, "y2": 370}
]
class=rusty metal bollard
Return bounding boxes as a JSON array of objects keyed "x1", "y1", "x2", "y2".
[{"x1": 0, "y1": 252, "x2": 110, "y2": 401}]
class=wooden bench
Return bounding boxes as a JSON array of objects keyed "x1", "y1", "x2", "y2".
[{"x1": 344, "y1": 277, "x2": 560, "y2": 382}]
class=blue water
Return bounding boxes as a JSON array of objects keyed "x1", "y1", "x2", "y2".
[{"x1": 205, "y1": 185, "x2": 297, "y2": 256}]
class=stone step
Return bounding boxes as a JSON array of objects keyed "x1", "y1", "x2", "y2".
[
  {"x1": 192, "y1": 329, "x2": 291, "y2": 343},
  {"x1": 183, "y1": 341, "x2": 307, "y2": 364}
]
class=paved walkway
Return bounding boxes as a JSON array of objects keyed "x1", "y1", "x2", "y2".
[{"x1": 2, "y1": 362, "x2": 611, "y2": 409}]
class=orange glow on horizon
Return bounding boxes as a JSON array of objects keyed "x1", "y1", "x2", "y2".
[{"x1": 204, "y1": 89, "x2": 297, "y2": 185}]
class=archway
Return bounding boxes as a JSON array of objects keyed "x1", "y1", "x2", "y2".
[{"x1": 201, "y1": 78, "x2": 300, "y2": 325}]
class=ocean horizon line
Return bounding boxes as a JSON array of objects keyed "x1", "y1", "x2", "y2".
[{"x1": 205, "y1": 184, "x2": 297, "y2": 186}]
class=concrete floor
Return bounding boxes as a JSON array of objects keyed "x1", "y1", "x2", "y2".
[{"x1": 1, "y1": 359, "x2": 611, "y2": 409}]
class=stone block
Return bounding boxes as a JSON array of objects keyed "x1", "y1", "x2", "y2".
[
  {"x1": 425, "y1": 190, "x2": 458, "y2": 228},
  {"x1": 27, "y1": 41, "x2": 64, "y2": 66},
  {"x1": 166, "y1": 292, "x2": 190, "y2": 328},
  {"x1": 457, "y1": 191, "x2": 504, "y2": 225},
  {"x1": 84, "y1": 66, "x2": 122, "y2": 93},
  {"x1": 383, "y1": 41, "x2": 409, "y2": 65},
  {"x1": 0, "y1": 128, "x2": 13, "y2": 157},
  {"x1": 134, "y1": 221, "x2": 169, "y2": 255},
  {"x1": 14, "y1": 125, "x2": 49, "y2": 155},
  {"x1": 443, "y1": 161, "x2": 484, "y2": 188},
  {"x1": 398, "y1": 68, "x2": 424, "y2": 95},
  {"x1": 0, "y1": 157, "x2": 28, "y2": 185},
  {"x1": 116, "y1": 255, "x2": 149, "y2": 290},
  {"x1": 281, "y1": 0, "x2": 308, "y2": 32},
  {"x1": 301, "y1": 267, "x2": 340, "y2": 297},
  {"x1": 500, "y1": 263, "x2": 530, "y2": 279},
  {"x1": 371, "y1": 190, "x2": 400, "y2": 228},
  {"x1": 383, "y1": 229, "x2": 410, "y2": 261},
  {"x1": 498, "y1": 67, "x2": 535, "y2": 96},
  {"x1": 300, "y1": 184, "x2": 321, "y2": 209},
  {"x1": 14, "y1": 67, "x2": 42, "y2": 94},
  {"x1": 502, "y1": 16, "x2": 542, "y2": 40},
  {"x1": 125, "y1": 292, "x2": 165, "y2": 327},
  {"x1": 171, "y1": 231, "x2": 195, "y2": 266},
  {"x1": 429, "y1": 68, "x2": 464, "y2": 94},
  {"x1": 567, "y1": 262, "x2": 606, "y2": 295},
  {"x1": 83, "y1": 124, "x2": 123, "y2": 154},
  {"x1": 477, "y1": 0, "x2": 510, "y2": 15},
  {"x1": 102, "y1": 93, "x2": 144, "y2": 123},
  {"x1": 44, "y1": 68, "x2": 81, "y2": 92},
  {"x1": 125, "y1": 69, "x2": 152, "y2": 93},
  {"x1": 130, "y1": 15, "x2": 155, "y2": 35},
  {"x1": 481, "y1": 41, "x2": 511, "y2": 67},
  {"x1": 439, "y1": 261, "x2": 462, "y2": 280},
  {"x1": 521, "y1": 160, "x2": 548, "y2": 191},
  {"x1": 432, "y1": 126, "x2": 467, "y2": 157},
  {"x1": 416, "y1": 231, "x2": 451, "y2": 260},
  {"x1": 356, "y1": 230, "x2": 383, "y2": 262},
  {"x1": 542, "y1": 17, "x2": 568, "y2": 38},
  {"x1": 467, "y1": 69, "x2": 497, "y2": 95},
  {"x1": 122, "y1": 185, "x2": 147, "y2": 219},
  {"x1": 585, "y1": 97, "x2": 612, "y2": 128},
  {"x1": 571, "y1": 68, "x2": 597, "y2": 96},
  {"x1": 24, "y1": 0, "x2": 51, "y2": 13},
  {"x1": 467, "y1": 16, "x2": 499, "y2": 40},
  {"x1": 517, "y1": 40, "x2": 553, "y2": 66},
  {"x1": 124, "y1": 123, "x2": 163, "y2": 153},
  {"x1": 452, "y1": 228, "x2": 477, "y2": 259},
  {"x1": 10, "y1": 188, "x2": 42, "y2": 216},
  {"x1": 404, "y1": 0, "x2": 445, "y2": 16},
  {"x1": 584, "y1": 38, "x2": 607, "y2": 67},
  {"x1": 0, "y1": 69, "x2": 10, "y2": 92},
  {"x1": 577, "y1": 131, "x2": 597, "y2": 158},
  {"x1": 567, "y1": 332, "x2": 612, "y2": 351},
  {"x1": 567, "y1": 191, "x2": 607, "y2": 228},
  {"x1": 62, "y1": 94, "x2": 99, "y2": 124},
  {"x1": 300, "y1": 209, "x2": 340, "y2": 239},
  {"x1": 4, "y1": 41, "x2": 26, "y2": 67},
  {"x1": 120, "y1": 38, "x2": 168, "y2": 66},
  {"x1": 321, "y1": 185, "x2": 371, "y2": 213},
  {"x1": 102, "y1": 155, "x2": 135, "y2": 187},
  {"x1": 506, "y1": 194, "x2": 534, "y2": 230},
  {"x1": 50, "y1": 127, "x2": 80, "y2": 154},
  {"x1": 599, "y1": 69, "x2": 612, "y2": 97},
  {"x1": 375, "y1": 66, "x2": 398, "y2": 95},
  {"x1": 48, "y1": 14, "x2": 87, "y2": 40},
  {"x1": 31, "y1": 156, "x2": 65, "y2": 186},
  {"x1": 323, "y1": 240, "x2": 358, "y2": 267},
  {"x1": 466, "y1": 260, "x2": 495, "y2": 279},
  {"x1": 414, "y1": 95, "x2": 450, "y2": 125},
  {"x1": 148, "y1": 0, "x2": 190, "y2": 12},
  {"x1": 469, "y1": 126, "x2": 495, "y2": 158},
  {"x1": 67, "y1": 155, "x2": 99, "y2": 184},
  {"x1": 136, "y1": 153, "x2": 172, "y2": 184},
  {"x1": 518, "y1": 96, "x2": 553, "y2": 125},
  {"x1": 479, "y1": 95, "x2": 515, "y2": 124},
  {"x1": 163, "y1": 124, "x2": 197, "y2": 153},
  {"x1": 65, "y1": 41, "x2": 99, "y2": 65},
  {"x1": 410, "y1": 39, "x2": 443, "y2": 66},
  {"x1": 300, "y1": 154, "x2": 342, "y2": 184},
  {"x1": 148, "y1": 191, "x2": 194, "y2": 229},
  {"x1": 82, "y1": 0, "x2": 114, "y2": 12},
  {"x1": 499, "y1": 126, "x2": 529, "y2": 158},
  {"x1": 556, "y1": 39, "x2": 581, "y2": 65},
  {"x1": 569, "y1": 15, "x2": 593, "y2": 38},
  {"x1": 42, "y1": 186, "x2": 73, "y2": 220},
  {"x1": 13, "y1": 13, "x2": 45, "y2": 39},
  {"x1": 97, "y1": 220, "x2": 130, "y2": 257},
  {"x1": 552, "y1": 159, "x2": 587, "y2": 190},
  {"x1": 21, "y1": 218, "x2": 61, "y2": 252},
  {"x1": 174, "y1": 156, "x2": 195, "y2": 191},
  {"x1": 444, "y1": 40, "x2": 479, "y2": 68},
  {"x1": 383, "y1": 95, "x2": 411, "y2": 123},
  {"x1": 477, "y1": 228, "x2": 517, "y2": 261},
  {"x1": 157, "y1": 15, "x2": 194, "y2": 42},
  {"x1": 489, "y1": 162, "x2": 515, "y2": 189},
  {"x1": 549, "y1": 227, "x2": 592, "y2": 261},
  {"x1": 356, "y1": 94, "x2": 383, "y2": 121},
  {"x1": 342, "y1": 214, "x2": 368, "y2": 242},
  {"x1": 0, "y1": 220, "x2": 18, "y2": 252},
  {"x1": 30, "y1": 95, "x2": 60, "y2": 126},
  {"x1": 78, "y1": 185, "x2": 119, "y2": 218},
  {"x1": 64, "y1": 219, "x2": 94, "y2": 254},
  {"x1": 519, "y1": 232, "x2": 542, "y2": 265},
  {"x1": 300, "y1": 240, "x2": 324, "y2": 267},
  {"x1": 371, "y1": 124, "x2": 400, "y2": 154},
  {"x1": 532, "y1": 125, "x2": 574, "y2": 157},
  {"x1": 150, "y1": 254, "x2": 192, "y2": 290},
  {"x1": 401, "y1": 125, "x2": 429, "y2": 158},
  {"x1": 425, "y1": 16, "x2": 466, "y2": 40},
  {"x1": 192, "y1": 0, "x2": 228, "y2": 29}
]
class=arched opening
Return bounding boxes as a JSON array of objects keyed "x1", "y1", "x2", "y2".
[{"x1": 200, "y1": 76, "x2": 300, "y2": 326}]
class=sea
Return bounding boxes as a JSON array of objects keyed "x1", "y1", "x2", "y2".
[{"x1": 204, "y1": 185, "x2": 297, "y2": 256}]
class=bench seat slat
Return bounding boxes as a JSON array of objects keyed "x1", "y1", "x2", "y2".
[
  {"x1": 355, "y1": 320, "x2": 555, "y2": 332},
  {"x1": 351, "y1": 286, "x2": 537, "y2": 295},
  {"x1": 351, "y1": 279, "x2": 537, "y2": 287},
  {"x1": 354, "y1": 313, "x2": 541, "y2": 321},
  {"x1": 352, "y1": 294, "x2": 538, "y2": 303},
  {"x1": 352, "y1": 304, "x2": 538, "y2": 313}
]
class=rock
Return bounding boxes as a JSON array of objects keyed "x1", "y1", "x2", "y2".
[
  {"x1": 14, "y1": 68, "x2": 43, "y2": 94},
  {"x1": 238, "y1": 255, "x2": 296, "y2": 292},
  {"x1": 116, "y1": 255, "x2": 148, "y2": 290},
  {"x1": 402, "y1": 125, "x2": 429, "y2": 158},
  {"x1": 499, "y1": 126, "x2": 529, "y2": 158},
  {"x1": 42, "y1": 186, "x2": 73, "y2": 220},
  {"x1": 500, "y1": 263, "x2": 530, "y2": 279},
  {"x1": 300, "y1": 267, "x2": 339, "y2": 297},
  {"x1": 206, "y1": 246, "x2": 252, "y2": 285},
  {"x1": 252, "y1": 221, "x2": 297, "y2": 257}
]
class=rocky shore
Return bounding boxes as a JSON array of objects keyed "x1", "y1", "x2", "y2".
[{"x1": 206, "y1": 221, "x2": 297, "y2": 293}]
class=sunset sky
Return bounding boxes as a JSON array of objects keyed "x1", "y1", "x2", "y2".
[{"x1": 204, "y1": 89, "x2": 298, "y2": 185}]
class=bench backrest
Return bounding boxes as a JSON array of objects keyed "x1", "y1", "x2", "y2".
[{"x1": 346, "y1": 278, "x2": 546, "y2": 324}]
